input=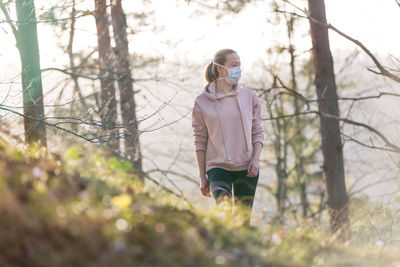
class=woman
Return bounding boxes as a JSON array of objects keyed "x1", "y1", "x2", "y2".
[{"x1": 191, "y1": 48, "x2": 264, "y2": 222}]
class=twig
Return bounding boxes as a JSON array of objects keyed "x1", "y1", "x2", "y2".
[
  {"x1": 0, "y1": 2, "x2": 18, "y2": 39},
  {"x1": 282, "y1": 0, "x2": 400, "y2": 83},
  {"x1": 264, "y1": 109, "x2": 400, "y2": 152}
]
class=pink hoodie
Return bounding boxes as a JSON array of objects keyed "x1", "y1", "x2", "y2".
[{"x1": 191, "y1": 80, "x2": 264, "y2": 172}]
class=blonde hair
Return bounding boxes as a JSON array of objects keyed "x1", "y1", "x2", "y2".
[{"x1": 205, "y1": 49, "x2": 237, "y2": 84}]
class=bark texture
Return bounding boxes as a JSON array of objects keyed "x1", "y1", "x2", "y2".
[
  {"x1": 15, "y1": 0, "x2": 47, "y2": 146},
  {"x1": 95, "y1": 0, "x2": 119, "y2": 152},
  {"x1": 111, "y1": 0, "x2": 143, "y2": 177},
  {"x1": 307, "y1": 0, "x2": 349, "y2": 237}
]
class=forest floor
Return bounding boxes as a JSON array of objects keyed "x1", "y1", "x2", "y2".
[{"x1": 1, "y1": 136, "x2": 400, "y2": 267}]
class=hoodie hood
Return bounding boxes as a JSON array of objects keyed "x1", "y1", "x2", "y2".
[{"x1": 203, "y1": 80, "x2": 239, "y2": 101}]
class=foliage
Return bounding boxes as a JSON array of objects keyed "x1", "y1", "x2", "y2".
[
  {"x1": 0, "y1": 137, "x2": 400, "y2": 266},
  {"x1": 262, "y1": 2, "x2": 324, "y2": 222}
]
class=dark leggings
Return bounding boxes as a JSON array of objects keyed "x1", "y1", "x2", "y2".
[{"x1": 206, "y1": 167, "x2": 259, "y2": 211}]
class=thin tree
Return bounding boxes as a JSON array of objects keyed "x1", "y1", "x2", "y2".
[
  {"x1": 95, "y1": 0, "x2": 119, "y2": 152},
  {"x1": 110, "y1": 0, "x2": 143, "y2": 178},
  {"x1": 0, "y1": 0, "x2": 47, "y2": 146},
  {"x1": 307, "y1": 0, "x2": 349, "y2": 238},
  {"x1": 68, "y1": 0, "x2": 91, "y2": 133}
]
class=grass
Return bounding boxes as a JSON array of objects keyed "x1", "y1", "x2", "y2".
[{"x1": 1, "y1": 136, "x2": 400, "y2": 266}]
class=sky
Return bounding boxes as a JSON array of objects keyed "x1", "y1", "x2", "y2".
[{"x1": 1, "y1": 0, "x2": 399, "y2": 72}]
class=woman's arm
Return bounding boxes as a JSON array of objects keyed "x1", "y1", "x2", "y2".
[
  {"x1": 247, "y1": 93, "x2": 264, "y2": 177},
  {"x1": 192, "y1": 100, "x2": 210, "y2": 196},
  {"x1": 195, "y1": 150, "x2": 207, "y2": 179},
  {"x1": 252, "y1": 142, "x2": 263, "y2": 161},
  {"x1": 251, "y1": 93, "x2": 264, "y2": 148},
  {"x1": 247, "y1": 142, "x2": 262, "y2": 177},
  {"x1": 192, "y1": 102, "x2": 208, "y2": 175},
  {"x1": 192, "y1": 101, "x2": 208, "y2": 152},
  {"x1": 195, "y1": 150, "x2": 210, "y2": 197}
]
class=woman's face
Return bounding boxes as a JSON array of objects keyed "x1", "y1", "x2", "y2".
[{"x1": 217, "y1": 52, "x2": 241, "y2": 77}]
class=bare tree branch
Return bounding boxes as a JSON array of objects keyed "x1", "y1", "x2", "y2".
[
  {"x1": 41, "y1": 67, "x2": 161, "y2": 85},
  {"x1": 341, "y1": 132, "x2": 399, "y2": 153},
  {"x1": 0, "y1": 2, "x2": 18, "y2": 38},
  {"x1": 0, "y1": 90, "x2": 187, "y2": 145},
  {"x1": 263, "y1": 109, "x2": 400, "y2": 153},
  {"x1": 107, "y1": 150, "x2": 193, "y2": 204},
  {"x1": 318, "y1": 111, "x2": 400, "y2": 151},
  {"x1": 282, "y1": 0, "x2": 400, "y2": 83}
]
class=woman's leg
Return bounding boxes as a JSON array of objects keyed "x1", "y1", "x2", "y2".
[
  {"x1": 206, "y1": 168, "x2": 234, "y2": 205},
  {"x1": 232, "y1": 170, "x2": 259, "y2": 223}
]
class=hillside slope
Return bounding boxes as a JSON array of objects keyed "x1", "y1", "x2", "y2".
[{"x1": 0, "y1": 137, "x2": 399, "y2": 267}]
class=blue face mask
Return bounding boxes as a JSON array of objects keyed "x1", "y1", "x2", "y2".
[{"x1": 213, "y1": 61, "x2": 242, "y2": 85}]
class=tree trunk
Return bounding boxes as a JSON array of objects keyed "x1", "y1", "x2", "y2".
[
  {"x1": 69, "y1": 0, "x2": 90, "y2": 133},
  {"x1": 110, "y1": 0, "x2": 143, "y2": 178},
  {"x1": 307, "y1": 0, "x2": 349, "y2": 238},
  {"x1": 287, "y1": 16, "x2": 309, "y2": 218},
  {"x1": 272, "y1": 100, "x2": 289, "y2": 220},
  {"x1": 15, "y1": 0, "x2": 47, "y2": 146},
  {"x1": 95, "y1": 0, "x2": 119, "y2": 152}
]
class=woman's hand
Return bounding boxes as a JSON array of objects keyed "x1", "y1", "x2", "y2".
[
  {"x1": 200, "y1": 176, "x2": 211, "y2": 197},
  {"x1": 247, "y1": 158, "x2": 260, "y2": 177}
]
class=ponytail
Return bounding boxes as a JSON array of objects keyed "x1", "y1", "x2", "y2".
[
  {"x1": 204, "y1": 48, "x2": 237, "y2": 84},
  {"x1": 205, "y1": 62, "x2": 218, "y2": 84}
]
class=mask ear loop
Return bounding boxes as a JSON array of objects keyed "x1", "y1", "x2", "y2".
[
  {"x1": 206, "y1": 60, "x2": 230, "y2": 83},
  {"x1": 212, "y1": 62, "x2": 229, "y2": 82},
  {"x1": 212, "y1": 61, "x2": 227, "y2": 69},
  {"x1": 206, "y1": 59, "x2": 222, "y2": 81},
  {"x1": 205, "y1": 59, "x2": 222, "y2": 81},
  {"x1": 205, "y1": 58, "x2": 213, "y2": 66}
]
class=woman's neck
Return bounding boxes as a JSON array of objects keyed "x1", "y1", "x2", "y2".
[{"x1": 215, "y1": 79, "x2": 234, "y2": 94}]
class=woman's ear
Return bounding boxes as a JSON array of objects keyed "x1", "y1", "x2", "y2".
[{"x1": 216, "y1": 65, "x2": 226, "y2": 76}]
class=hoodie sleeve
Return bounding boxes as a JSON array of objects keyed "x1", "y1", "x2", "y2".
[
  {"x1": 251, "y1": 92, "x2": 264, "y2": 147},
  {"x1": 191, "y1": 99, "x2": 208, "y2": 152}
]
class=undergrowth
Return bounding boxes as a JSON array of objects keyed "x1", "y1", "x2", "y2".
[{"x1": 0, "y1": 137, "x2": 400, "y2": 266}]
